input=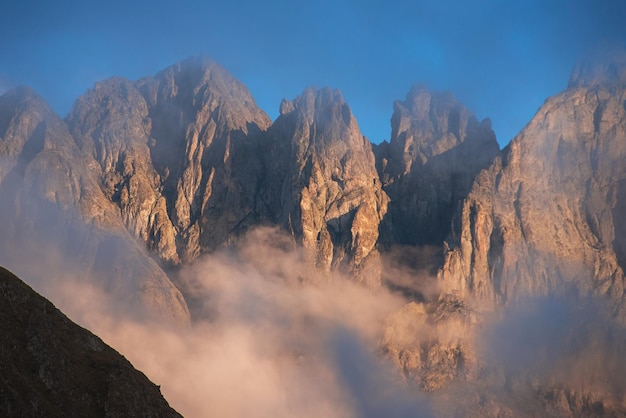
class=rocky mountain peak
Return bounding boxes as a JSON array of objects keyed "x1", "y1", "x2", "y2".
[
  {"x1": 389, "y1": 85, "x2": 478, "y2": 172},
  {"x1": 278, "y1": 87, "x2": 353, "y2": 132},
  {"x1": 270, "y1": 88, "x2": 371, "y2": 189},
  {"x1": 376, "y1": 85, "x2": 498, "y2": 246},
  {"x1": 262, "y1": 87, "x2": 388, "y2": 280},
  {"x1": 140, "y1": 56, "x2": 271, "y2": 132},
  {"x1": 0, "y1": 87, "x2": 191, "y2": 323},
  {"x1": 0, "y1": 87, "x2": 48, "y2": 160},
  {"x1": 288, "y1": 86, "x2": 350, "y2": 122},
  {"x1": 568, "y1": 46, "x2": 626, "y2": 89},
  {"x1": 66, "y1": 57, "x2": 275, "y2": 266},
  {"x1": 0, "y1": 86, "x2": 75, "y2": 159},
  {"x1": 0, "y1": 85, "x2": 41, "y2": 109},
  {"x1": 400, "y1": 84, "x2": 459, "y2": 124},
  {"x1": 440, "y1": 52, "x2": 626, "y2": 319}
]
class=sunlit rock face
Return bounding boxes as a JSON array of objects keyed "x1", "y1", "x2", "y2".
[
  {"x1": 375, "y1": 85, "x2": 499, "y2": 247},
  {"x1": 438, "y1": 53, "x2": 626, "y2": 319},
  {"x1": 67, "y1": 62, "x2": 391, "y2": 282},
  {"x1": 0, "y1": 266, "x2": 182, "y2": 417},
  {"x1": 67, "y1": 57, "x2": 272, "y2": 266},
  {"x1": 0, "y1": 87, "x2": 190, "y2": 323},
  {"x1": 260, "y1": 87, "x2": 389, "y2": 282}
]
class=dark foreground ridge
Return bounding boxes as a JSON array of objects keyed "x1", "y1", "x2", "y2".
[{"x1": 0, "y1": 266, "x2": 182, "y2": 417}]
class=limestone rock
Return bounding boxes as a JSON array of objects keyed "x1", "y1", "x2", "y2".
[
  {"x1": 67, "y1": 77, "x2": 180, "y2": 264},
  {"x1": 0, "y1": 266, "x2": 182, "y2": 417},
  {"x1": 68, "y1": 63, "x2": 390, "y2": 281},
  {"x1": 375, "y1": 85, "x2": 499, "y2": 246},
  {"x1": 0, "y1": 87, "x2": 190, "y2": 323},
  {"x1": 260, "y1": 87, "x2": 389, "y2": 281},
  {"x1": 67, "y1": 57, "x2": 272, "y2": 265},
  {"x1": 438, "y1": 53, "x2": 626, "y2": 319}
]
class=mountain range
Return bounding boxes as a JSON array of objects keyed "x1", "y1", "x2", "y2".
[{"x1": 1, "y1": 49, "x2": 626, "y2": 416}]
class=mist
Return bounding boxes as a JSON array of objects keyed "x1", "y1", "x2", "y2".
[
  {"x1": 3, "y1": 165, "x2": 626, "y2": 416},
  {"x1": 5, "y1": 209, "x2": 626, "y2": 417},
  {"x1": 4, "y1": 214, "x2": 626, "y2": 416},
  {"x1": 3, "y1": 150, "x2": 626, "y2": 416},
  {"x1": 481, "y1": 296, "x2": 626, "y2": 394},
  {"x1": 23, "y1": 227, "x2": 432, "y2": 417}
]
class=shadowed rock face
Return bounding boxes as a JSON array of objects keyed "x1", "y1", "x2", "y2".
[
  {"x1": 0, "y1": 266, "x2": 182, "y2": 417},
  {"x1": 0, "y1": 87, "x2": 190, "y2": 323},
  {"x1": 260, "y1": 87, "x2": 389, "y2": 282},
  {"x1": 67, "y1": 57, "x2": 272, "y2": 265},
  {"x1": 438, "y1": 54, "x2": 626, "y2": 319},
  {"x1": 375, "y1": 85, "x2": 499, "y2": 247}
]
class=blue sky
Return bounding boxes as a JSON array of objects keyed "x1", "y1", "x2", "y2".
[{"x1": 2, "y1": 0, "x2": 625, "y2": 147}]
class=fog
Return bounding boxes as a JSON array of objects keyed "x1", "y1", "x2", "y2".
[
  {"x1": 480, "y1": 295, "x2": 626, "y2": 397},
  {"x1": 3, "y1": 214, "x2": 626, "y2": 417},
  {"x1": 4, "y1": 209, "x2": 626, "y2": 416},
  {"x1": 20, "y1": 227, "x2": 433, "y2": 417},
  {"x1": 2, "y1": 146, "x2": 625, "y2": 415}
]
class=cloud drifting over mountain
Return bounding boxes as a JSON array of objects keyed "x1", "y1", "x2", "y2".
[{"x1": 28, "y1": 227, "x2": 432, "y2": 417}]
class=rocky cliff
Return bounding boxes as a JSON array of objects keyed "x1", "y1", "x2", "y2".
[
  {"x1": 0, "y1": 87, "x2": 190, "y2": 323},
  {"x1": 377, "y1": 51, "x2": 626, "y2": 418},
  {"x1": 438, "y1": 53, "x2": 626, "y2": 320},
  {"x1": 0, "y1": 266, "x2": 181, "y2": 417},
  {"x1": 375, "y1": 85, "x2": 499, "y2": 246},
  {"x1": 67, "y1": 57, "x2": 272, "y2": 265},
  {"x1": 260, "y1": 87, "x2": 389, "y2": 281},
  {"x1": 66, "y1": 61, "x2": 391, "y2": 282}
]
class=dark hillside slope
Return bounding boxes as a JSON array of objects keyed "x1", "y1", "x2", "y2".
[{"x1": 0, "y1": 266, "x2": 182, "y2": 417}]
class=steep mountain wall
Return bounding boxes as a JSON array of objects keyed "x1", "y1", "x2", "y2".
[
  {"x1": 375, "y1": 85, "x2": 499, "y2": 246},
  {"x1": 439, "y1": 54, "x2": 626, "y2": 318},
  {"x1": 67, "y1": 57, "x2": 272, "y2": 265},
  {"x1": 0, "y1": 87, "x2": 190, "y2": 322},
  {"x1": 260, "y1": 87, "x2": 389, "y2": 281}
]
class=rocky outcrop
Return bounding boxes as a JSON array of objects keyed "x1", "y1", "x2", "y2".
[
  {"x1": 0, "y1": 266, "x2": 182, "y2": 417},
  {"x1": 438, "y1": 55, "x2": 626, "y2": 318},
  {"x1": 67, "y1": 57, "x2": 272, "y2": 265},
  {"x1": 66, "y1": 77, "x2": 180, "y2": 264},
  {"x1": 260, "y1": 87, "x2": 389, "y2": 282},
  {"x1": 375, "y1": 85, "x2": 499, "y2": 246},
  {"x1": 0, "y1": 87, "x2": 190, "y2": 323}
]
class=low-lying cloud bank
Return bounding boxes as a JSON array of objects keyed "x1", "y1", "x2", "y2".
[
  {"x1": 5, "y1": 225, "x2": 626, "y2": 416},
  {"x1": 28, "y1": 227, "x2": 433, "y2": 417}
]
